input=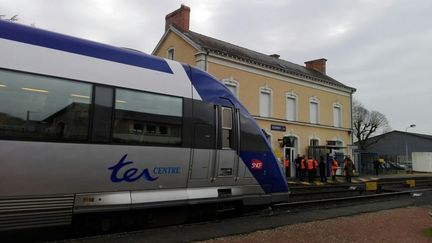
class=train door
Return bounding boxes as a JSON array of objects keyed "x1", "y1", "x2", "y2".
[
  {"x1": 283, "y1": 147, "x2": 295, "y2": 177},
  {"x1": 214, "y1": 106, "x2": 239, "y2": 181},
  {"x1": 189, "y1": 102, "x2": 239, "y2": 185}
]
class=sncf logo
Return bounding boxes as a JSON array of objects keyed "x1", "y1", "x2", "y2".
[{"x1": 251, "y1": 159, "x2": 263, "y2": 170}]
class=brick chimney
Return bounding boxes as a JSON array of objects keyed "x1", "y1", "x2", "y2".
[
  {"x1": 305, "y1": 58, "x2": 327, "y2": 74},
  {"x1": 165, "y1": 4, "x2": 190, "y2": 32}
]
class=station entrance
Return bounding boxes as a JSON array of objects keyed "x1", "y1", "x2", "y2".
[{"x1": 282, "y1": 136, "x2": 298, "y2": 177}]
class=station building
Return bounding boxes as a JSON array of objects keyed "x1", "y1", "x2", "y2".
[{"x1": 153, "y1": 5, "x2": 356, "y2": 176}]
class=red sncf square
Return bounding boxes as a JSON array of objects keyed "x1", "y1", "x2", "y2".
[{"x1": 251, "y1": 159, "x2": 263, "y2": 170}]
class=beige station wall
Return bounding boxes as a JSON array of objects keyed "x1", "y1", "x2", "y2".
[
  {"x1": 153, "y1": 32, "x2": 197, "y2": 65},
  {"x1": 207, "y1": 60, "x2": 352, "y2": 156}
]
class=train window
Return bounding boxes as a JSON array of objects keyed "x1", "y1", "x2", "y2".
[
  {"x1": 240, "y1": 113, "x2": 268, "y2": 152},
  {"x1": 115, "y1": 89, "x2": 182, "y2": 117},
  {"x1": 192, "y1": 100, "x2": 215, "y2": 149},
  {"x1": 221, "y1": 107, "x2": 233, "y2": 149},
  {"x1": 0, "y1": 69, "x2": 91, "y2": 141},
  {"x1": 112, "y1": 89, "x2": 182, "y2": 146}
]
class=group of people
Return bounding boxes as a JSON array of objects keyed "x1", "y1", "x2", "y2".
[{"x1": 283, "y1": 155, "x2": 355, "y2": 183}]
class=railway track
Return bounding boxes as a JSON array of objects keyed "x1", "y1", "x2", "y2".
[{"x1": 277, "y1": 188, "x2": 432, "y2": 207}]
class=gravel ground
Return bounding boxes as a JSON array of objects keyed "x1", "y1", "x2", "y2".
[{"x1": 200, "y1": 206, "x2": 432, "y2": 243}]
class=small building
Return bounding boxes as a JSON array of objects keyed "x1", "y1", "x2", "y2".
[
  {"x1": 153, "y1": 5, "x2": 356, "y2": 176},
  {"x1": 359, "y1": 130, "x2": 432, "y2": 163},
  {"x1": 412, "y1": 152, "x2": 432, "y2": 172}
]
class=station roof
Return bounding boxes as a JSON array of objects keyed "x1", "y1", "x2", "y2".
[{"x1": 170, "y1": 26, "x2": 356, "y2": 92}]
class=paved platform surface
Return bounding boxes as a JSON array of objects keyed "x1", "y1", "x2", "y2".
[
  {"x1": 287, "y1": 172, "x2": 432, "y2": 186},
  {"x1": 201, "y1": 206, "x2": 432, "y2": 243}
]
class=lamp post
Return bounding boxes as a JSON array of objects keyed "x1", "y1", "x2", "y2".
[{"x1": 405, "y1": 124, "x2": 416, "y2": 166}]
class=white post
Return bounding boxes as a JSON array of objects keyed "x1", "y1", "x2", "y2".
[{"x1": 405, "y1": 124, "x2": 416, "y2": 165}]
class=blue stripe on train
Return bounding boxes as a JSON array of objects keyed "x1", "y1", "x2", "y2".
[
  {"x1": 187, "y1": 66, "x2": 288, "y2": 194},
  {"x1": 0, "y1": 20, "x2": 172, "y2": 74}
]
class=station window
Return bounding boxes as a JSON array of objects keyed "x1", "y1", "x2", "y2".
[
  {"x1": 310, "y1": 138, "x2": 319, "y2": 147},
  {"x1": 286, "y1": 93, "x2": 297, "y2": 121},
  {"x1": 222, "y1": 77, "x2": 239, "y2": 98},
  {"x1": 167, "y1": 47, "x2": 175, "y2": 60},
  {"x1": 333, "y1": 103, "x2": 342, "y2": 127},
  {"x1": 259, "y1": 87, "x2": 272, "y2": 117},
  {"x1": 0, "y1": 69, "x2": 91, "y2": 141},
  {"x1": 112, "y1": 88, "x2": 183, "y2": 145},
  {"x1": 309, "y1": 97, "x2": 320, "y2": 124}
]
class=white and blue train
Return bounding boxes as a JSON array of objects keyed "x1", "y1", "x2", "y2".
[{"x1": 0, "y1": 20, "x2": 289, "y2": 231}]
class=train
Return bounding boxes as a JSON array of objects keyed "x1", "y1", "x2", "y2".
[{"x1": 0, "y1": 20, "x2": 289, "y2": 232}]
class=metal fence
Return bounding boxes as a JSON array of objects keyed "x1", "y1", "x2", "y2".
[{"x1": 355, "y1": 152, "x2": 409, "y2": 174}]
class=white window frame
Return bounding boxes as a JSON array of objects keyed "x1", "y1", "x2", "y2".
[
  {"x1": 282, "y1": 133, "x2": 300, "y2": 157},
  {"x1": 331, "y1": 137, "x2": 345, "y2": 153},
  {"x1": 285, "y1": 91, "x2": 298, "y2": 121},
  {"x1": 167, "y1": 47, "x2": 175, "y2": 60},
  {"x1": 333, "y1": 102, "x2": 342, "y2": 127},
  {"x1": 222, "y1": 77, "x2": 239, "y2": 98},
  {"x1": 259, "y1": 86, "x2": 273, "y2": 117},
  {"x1": 309, "y1": 96, "x2": 320, "y2": 124},
  {"x1": 309, "y1": 136, "x2": 320, "y2": 146}
]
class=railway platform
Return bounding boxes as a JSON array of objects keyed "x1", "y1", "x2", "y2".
[
  {"x1": 286, "y1": 172, "x2": 432, "y2": 203},
  {"x1": 287, "y1": 172, "x2": 432, "y2": 187}
]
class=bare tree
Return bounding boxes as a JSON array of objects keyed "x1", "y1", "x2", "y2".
[
  {"x1": 0, "y1": 14, "x2": 19, "y2": 21},
  {"x1": 353, "y1": 99, "x2": 391, "y2": 150}
]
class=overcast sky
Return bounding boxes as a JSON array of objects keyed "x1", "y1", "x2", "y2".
[{"x1": 2, "y1": 0, "x2": 431, "y2": 135}]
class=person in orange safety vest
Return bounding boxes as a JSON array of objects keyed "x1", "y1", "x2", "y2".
[
  {"x1": 283, "y1": 156, "x2": 290, "y2": 177},
  {"x1": 300, "y1": 155, "x2": 306, "y2": 181},
  {"x1": 306, "y1": 156, "x2": 316, "y2": 183},
  {"x1": 331, "y1": 158, "x2": 339, "y2": 181}
]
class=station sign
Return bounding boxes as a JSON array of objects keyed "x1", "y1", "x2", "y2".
[{"x1": 270, "y1": 124, "x2": 286, "y2": 132}]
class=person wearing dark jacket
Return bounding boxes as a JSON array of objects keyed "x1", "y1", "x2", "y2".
[
  {"x1": 343, "y1": 156, "x2": 355, "y2": 183},
  {"x1": 318, "y1": 156, "x2": 327, "y2": 182},
  {"x1": 373, "y1": 159, "x2": 380, "y2": 175},
  {"x1": 295, "y1": 154, "x2": 302, "y2": 178}
]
